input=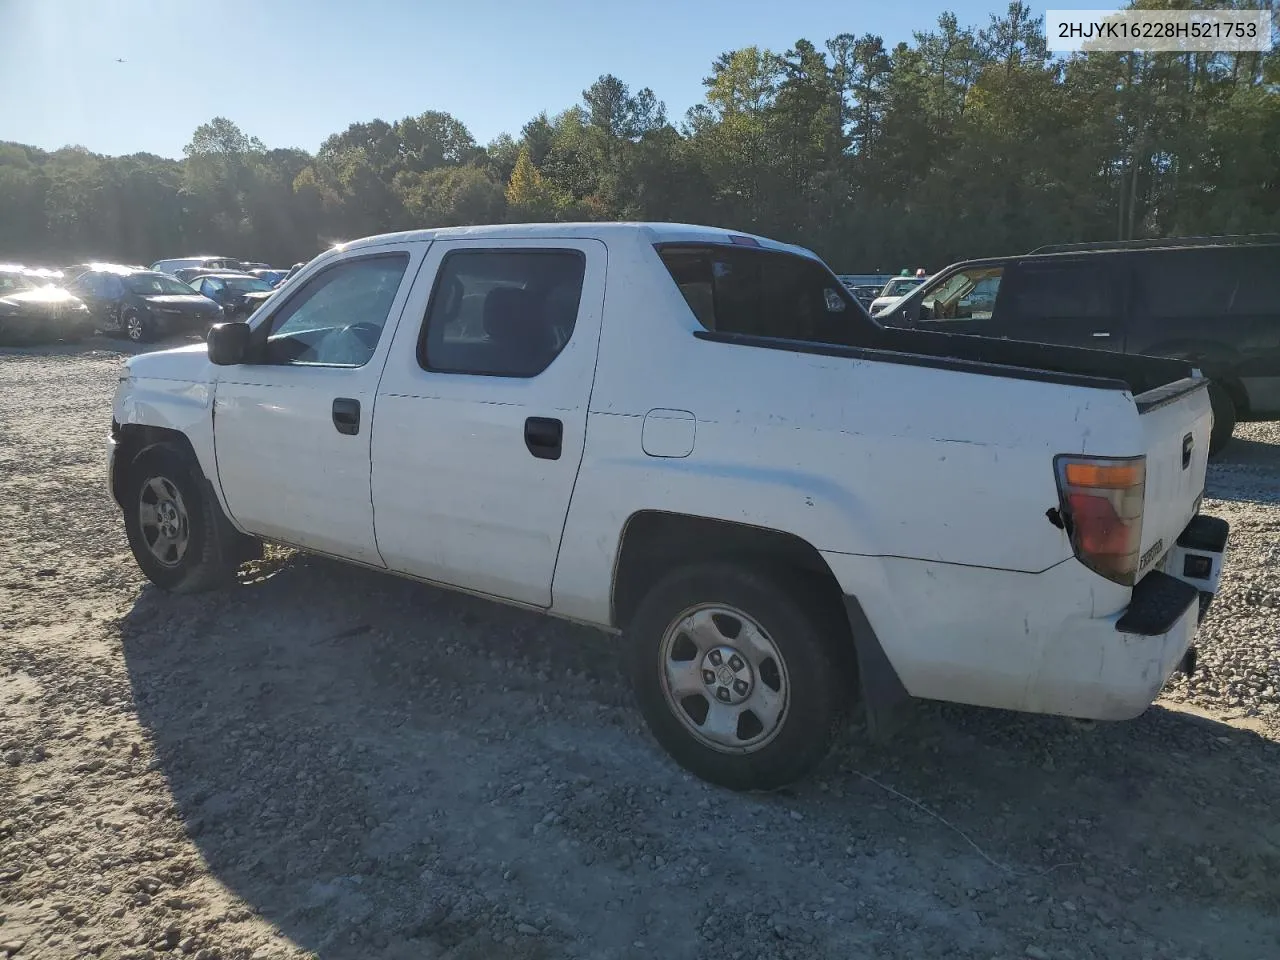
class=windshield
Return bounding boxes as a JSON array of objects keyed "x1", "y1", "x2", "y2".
[
  {"x1": 0, "y1": 273, "x2": 34, "y2": 295},
  {"x1": 883, "y1": 278, "x2": 924, "y2": 297},
  {"x1": 224, "y1": 277, "x2": 274, "y2": 294},
  {"x1": 125, "y1": 273, "x2": 198, "y2": 296}
]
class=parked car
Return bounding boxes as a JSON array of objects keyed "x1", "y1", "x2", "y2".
[
  {"x1": 150, "y1": 256, "x2": 244, "y2": 277},
  {"x1": 875, "y1": 235, "x2": 1280, "y2": 453},
  {"x1": 247, "y1": 268, "x2": 290, "y2": 287},
  {"x1": 0, "y1": 267, "x2": 94, "y2": 344},
  {"x1": 837, "y1": 273, "x2": 894, "y2": 289},
  {"x1": 63, "y1": 262, "x2": 146, "y2": 282},
  {"x1": 869, "y1": 275, "x2": 931, "y2": 316},
  {"x1": 241, "y1": 261, "x2": 270, "y2": 271},
  {"x1": 187, "y1": 272, "x2": 277, "y2": 319},
  {"x1": 107, "y1": 222, "x2": 1227, "y2": 791},
  {"x1": 173, "y1": 266, "x2": 234, "y2": 286},
  {"x1": 68, "y1": 266, "x2": 223, "y2": 342},
  {"x1": 848, "y1": 284, "x2": 883, "y2": 310}
]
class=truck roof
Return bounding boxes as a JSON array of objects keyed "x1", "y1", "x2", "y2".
[{"x1": 337, "y1": 221, "x2": 823, "y2": 262}]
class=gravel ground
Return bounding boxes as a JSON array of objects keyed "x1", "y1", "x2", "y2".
[{"x1": 2, "y1": 339, "x2": 1279, "y2": 960}]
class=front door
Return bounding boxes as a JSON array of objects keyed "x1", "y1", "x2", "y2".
[
  {"x1": 211, "y1": 246, "x2": 422, "y2": 565},
  {"x1": 371, "y1": 238, "x2": 606, "y2": 606}
]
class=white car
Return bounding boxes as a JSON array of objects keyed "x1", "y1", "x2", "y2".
[
  {"x1": 869, "y1": 275, "x2": 930, "y2": 316},
  {"x1": 107, "y1": 222, "x2": 1228, "y2": 790}
]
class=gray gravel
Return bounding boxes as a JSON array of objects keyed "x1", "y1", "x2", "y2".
[{"x1": 2, "y1": 340, "x2": 1279, "y2": 960}]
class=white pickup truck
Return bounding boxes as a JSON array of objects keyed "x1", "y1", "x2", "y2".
[{"x1": 108, "y1": 223, "x2": 1229, "y2": 790}]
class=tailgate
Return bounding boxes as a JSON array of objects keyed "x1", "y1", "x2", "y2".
[{"x1": 1134, "y1": 378, "x2": 1213, "y2": 580}]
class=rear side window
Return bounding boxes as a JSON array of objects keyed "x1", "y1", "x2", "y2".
[
  {"x1": 420, "y1": 249, "x2": 585, "y2": 378},
  {"x1": 1006, "y1": 262, "x2": 1116, "y2": 322},
  {"x1": 1224, "y1": 247, "x2": 1280, "y2": 316},
  {"x1": 1134, "y1": 249, "x2": 1237, "y2": 319},
  {"x1": 658, "y1": 245, "x2": 854, "y2": 345}
]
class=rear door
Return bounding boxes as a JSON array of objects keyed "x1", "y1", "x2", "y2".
[
  {"x1": 995, "y1": 258, "x2": 1125, "y2": 350},
  {"x1": 371, "y1": 238, "x2": 606, "y2": 606}
]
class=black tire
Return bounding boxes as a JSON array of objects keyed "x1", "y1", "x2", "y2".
[
  {"x1": 122, "y1": 444, "x2": 243, "y2": 593},
  {"x1": 1208, "y1": 381, "x2": 1236, "y2": 457},
  {"x1": 123, "y1": 308, "x2": 153, "y2": 343},
  {"x1": 627, "y1": 563, "x2": 852, "y2": 791}
]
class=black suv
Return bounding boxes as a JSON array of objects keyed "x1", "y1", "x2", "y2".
[
  {"x1": 68, "y1": 267, "x2": 223, "y2": 343},
  {"x1": 876, "y1": 235, "x2": 1280, "y2": 453}
]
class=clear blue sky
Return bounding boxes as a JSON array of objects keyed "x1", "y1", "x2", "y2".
[{"x1": 1, "y1": 0, "x2": 1078, "y2": 159}]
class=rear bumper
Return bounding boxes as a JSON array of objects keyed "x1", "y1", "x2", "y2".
[{"x1": 822, "y1": 514, "x2": 1230, "y2": 724}]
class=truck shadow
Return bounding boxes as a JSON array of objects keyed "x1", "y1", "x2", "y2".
[{"x1": 118, "y1": 552, "x2": 1280, "y2": 960}]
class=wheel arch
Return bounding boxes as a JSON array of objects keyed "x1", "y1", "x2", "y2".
[
  {"x1": 110, "y1": 423, "x2": 200, "y2": 507},
  {"x1": 611, "y1": 510, "x2": 841, "y2": 630},
  {"x1": 1142, "y1": 338, "x2": 1249, "y2": 415},
  {"x1": 609, "y1": 510, "x2": 911, "y2": 737}
]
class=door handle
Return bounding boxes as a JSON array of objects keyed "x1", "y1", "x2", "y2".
[
  {"x1": 332, "y1": 397, "x2": 361, "y2": 435},
  {"x1": 1092, "y1": 331, "x2": 1111, "y2": 338},
  {"x1": 524, "y1": 417, "x2": 563, "y2": 460}
]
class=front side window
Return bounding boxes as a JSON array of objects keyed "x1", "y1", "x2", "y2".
[
  {"x1": 263, "y1": 253, "x2": 409, "y2": 367},
  {"x1": 420, "y1": 249, "x2": 585, "y2": 377},
  {"x1": 922, "y1": 266, "x2": 1004, "y2": 321},
  {"x1": 659, "y1": 245, "x2": 853, "y2": 344}
]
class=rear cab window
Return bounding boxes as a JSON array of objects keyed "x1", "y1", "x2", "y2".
[{"x1": 657, "y1": 244, "x2": 864, "y2": 346}]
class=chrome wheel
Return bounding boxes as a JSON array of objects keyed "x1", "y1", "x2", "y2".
[
  {"x1": 125, "y1": 313, "x2": 145, "y2": 342},
  {"x1": 660, "y1": 604, "x2": 790, "y2": 754},
  {"x1": 137, "y1": 476, "x2": 190, "y2": 567}
]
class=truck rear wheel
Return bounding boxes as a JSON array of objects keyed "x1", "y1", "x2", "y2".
[
  {"x1": 627, "y1": 563, "x2": 851, "y2": 790},
  {"x1": 123, "y1": 445, "x2": 243, "y2": 593}
]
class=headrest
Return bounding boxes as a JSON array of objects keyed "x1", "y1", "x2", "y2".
[{"x1": 483, "y1": 286, "x2": 531, "y2": 340}]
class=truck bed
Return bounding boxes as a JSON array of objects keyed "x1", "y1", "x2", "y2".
[
  {"x1": 869, "y1": 325, "x2": 1196, "y2": 398},
  {"x1": 697, "y1": 323, "x2": 1197, "y2": 401}
]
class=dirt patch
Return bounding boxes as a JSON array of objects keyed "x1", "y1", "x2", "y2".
[{"x1": 2, "y1": 342, "x2": 1279, "y2": 959}]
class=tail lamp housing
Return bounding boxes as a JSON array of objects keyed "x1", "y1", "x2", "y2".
[{"x1": 1053, "y1": 455, "x2": 1146, "y2": 585}]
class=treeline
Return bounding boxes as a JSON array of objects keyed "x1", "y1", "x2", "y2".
[{"x1": 1, "y1": 1, "x2": 1276, "y2": 272}]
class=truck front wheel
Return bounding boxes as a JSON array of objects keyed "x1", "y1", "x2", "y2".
[
  {"x1": 627, "y1": 563, "x2": 851, "y2": 791},
  {"x1": 123, "y1": 445, "x2": 243, "y2": 593}
]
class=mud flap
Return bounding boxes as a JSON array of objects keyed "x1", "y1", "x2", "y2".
[{"x1": 842, "y1": 595, "x2": 913, "y2": 741}]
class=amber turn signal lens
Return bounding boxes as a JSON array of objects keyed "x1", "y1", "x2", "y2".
[{"x1": 1063, "y1": 461, "x2": 1145, "y2": 490}]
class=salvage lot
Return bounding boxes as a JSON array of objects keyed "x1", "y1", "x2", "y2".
[{"x1": 1, "y1": 341, "x2": 1279, "y2": 960}]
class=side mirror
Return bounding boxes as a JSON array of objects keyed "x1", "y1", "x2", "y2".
[{"x1": 207, "y1": 321, "x2": 252, "y2": 365}]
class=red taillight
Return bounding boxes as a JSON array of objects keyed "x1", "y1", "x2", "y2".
[{"x1": 1055, "y1": 455, "x2": 1146, "y2": 585}]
